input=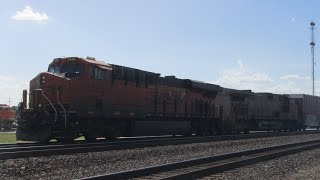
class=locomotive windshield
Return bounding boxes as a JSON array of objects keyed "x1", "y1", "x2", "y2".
[
  {"x1": 48, "y1": 63, "x2": 84, "y2": 78},
  {"x1": 48, "y1": 66, "x2": 60, "y2": 73},
  {"x1": 61, "y1": 64, "x2": 84, "y2": 78}
]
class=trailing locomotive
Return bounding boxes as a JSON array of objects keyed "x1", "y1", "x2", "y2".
[
  {"x1": 215, "y1": 89, "x2": 301, "y2": 133},
  {"x1": 16, "y1": 56, "x2": 320, "y2": 143}
]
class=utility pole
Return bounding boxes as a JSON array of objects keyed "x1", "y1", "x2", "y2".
[
  {"x1": 310, "y1": 21, "x2": 316, "y2": 96},
  {"x1": 8, "y1": 97, "x2": 11, "y2": 107}
]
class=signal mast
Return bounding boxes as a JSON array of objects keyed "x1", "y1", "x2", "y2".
[{"x1": 310, "y1": 21, "x2": 316, "y2": 96}]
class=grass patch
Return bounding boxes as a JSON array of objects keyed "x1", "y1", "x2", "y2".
[
  {"x1": 0, "y1": 131, "x2": 86, "y2": 144},
  {"x1": 0, "y1": 132, "x2": 85, "y2": 144},
  {"x1": 0, "y1": 132, "x2": 23, "y2": 144}
]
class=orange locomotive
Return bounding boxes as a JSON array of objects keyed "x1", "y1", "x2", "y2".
[
  {"x1": 16, "y1": 57, "x2": 222, "y2": 142},
  {"x1": 0, "y1": 104, "x2": 15, "y2": 130}
]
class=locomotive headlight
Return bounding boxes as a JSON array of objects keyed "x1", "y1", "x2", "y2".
[{"x1": 40, "y1": 75, "x2": 45, "y2": 84}]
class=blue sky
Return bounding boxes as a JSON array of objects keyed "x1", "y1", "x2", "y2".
[{"x1": 0, "y1": 0, "x2": 319, "y2": 105}]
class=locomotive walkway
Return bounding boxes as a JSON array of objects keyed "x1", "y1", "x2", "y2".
[
  {"x1": 80, "y1": 139, "x2": 320, "y2": 180},
  {"x1": 0, "y1": 131, "x2": 318, "y2": 160}
]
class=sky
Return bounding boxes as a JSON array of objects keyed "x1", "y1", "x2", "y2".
[{"x1": 0, "y1": 0, "x2": 319, "y2": 106}]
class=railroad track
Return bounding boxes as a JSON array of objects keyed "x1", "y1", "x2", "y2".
[
  {"x1": 0, "y1": 130, "x2": 319, "y2": 161},
  {"x1": 81, "y1": 139, "x2": 320, "y2": 180},
  {"x1": 0, "y1": 130, "x2": 317, "y2": 149}
]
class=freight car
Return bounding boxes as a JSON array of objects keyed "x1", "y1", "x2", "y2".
[
  {"x1": 0, "y1": 104, "x2": 15, "y2": 131},
  {"x1": 16, "y1": 57, "x2": 222, "y2": 142},
  {"x1": 288, "y1": 94, "x2": 320, "y2": 129}
]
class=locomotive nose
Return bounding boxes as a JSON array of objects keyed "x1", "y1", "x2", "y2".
[{"x1": 30, "y1": 74, "x2": 41, "y2": 90}]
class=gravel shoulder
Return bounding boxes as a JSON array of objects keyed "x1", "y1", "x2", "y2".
[
  {"x1": 205, "y1": 148, "x2": 320, "y2": 180},
  {"x1": 1, "y1": 134, "x2": 320, "y2": 179}
]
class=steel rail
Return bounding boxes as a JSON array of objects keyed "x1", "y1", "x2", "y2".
[
  {"x1": 0, "y1": 130, "x2": 318, "y2": 149},
  {"x1": 80, "y1": 140, "x2": 320, "y2": 180},
  {"x1": 0, "y1": 130, "x2": 319, "y2": 161}
]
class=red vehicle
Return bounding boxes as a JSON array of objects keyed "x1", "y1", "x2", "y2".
[
  {"x1": 0, "y1": 104, "x2": 15, "y2": 130},
  {"x1": 16, "y1": 56, "x2": 222, "y2": 142}
]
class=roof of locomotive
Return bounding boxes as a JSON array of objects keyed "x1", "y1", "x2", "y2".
[
  {"x1": 80, "y1": 57, "x2": 112, "y2": 67},
  {"x1": 111, "y1": 63, "x2": 161, "y2": 76},
  {"x1": 51, "y1": 56, "x2": 222, "y2": 92},
  {"x1": 288, "y1": 94, "x2": 320, "y2": 98},
  {"x1": 52, "y1": 57, "x2": 113, "y2": 69},
  {"x1": 255, "y1": 92, "x2": 287, "y2": 97},
  {"x1": 222, "y1": 88, "x2": 252, "y2": 95},
  {"x1": 161, "y1": 75, "x2": 222, "y2": 92}
]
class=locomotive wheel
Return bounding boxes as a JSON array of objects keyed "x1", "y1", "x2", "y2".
[
  {"x1": 183, "y1": 130, "x2": 193, "y2": 137},
  {"x1": 105, "y1": 130, "x2": 121, "y2": 141},
  {"x1": 84, "y1": 134, "x2": 97, "y2": 143},
  {"x1": 105, "y1": 136, "x2": 118, "y2": 141},
  {"x1": 56, "y1": 138, "x2": 74, "y2": 144},
  {"x1": 39, "y1": 139, "x2": 50, "y2": 144}
]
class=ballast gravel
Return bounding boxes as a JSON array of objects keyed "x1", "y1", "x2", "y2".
[
  {"x1": 1, "y1": 134, "x2": 320, "y2": 179},
  {"x1": 204, "y1": 148, "x2": 320, "y2": 180}
]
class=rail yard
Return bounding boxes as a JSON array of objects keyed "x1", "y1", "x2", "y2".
[
  {"x1": 3, "y1": 1, "x2": 320, "y2": 179},
  {"x1": 1, "y1": 56, "x2": 320, "y2": 179}
]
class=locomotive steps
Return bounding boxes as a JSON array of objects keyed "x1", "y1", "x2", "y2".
[{"x1": 0, "y1": 130, "x2": 319, "y2": 160}]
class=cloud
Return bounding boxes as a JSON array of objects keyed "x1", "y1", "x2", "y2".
[
  {"x1": 0, "y1": 74, "x2": 28, "y2": 107},
  {"x1": 291, "y1": 17, "x2": 295, "y2": 23},
  {"x1": 237, "y1": 59, "x2": 244, "y2": 70},
  {"x1": 280, "y1": 74, "x2": 308, "y2": 80},
  {"x1": 212, "y1": 60, "x2": 312, "y2": 95},
  {"x1": 214, "y1": 60, "x2": 273, "y2": 91},
  {"x1": 11, "y1": 5, "x2": 49, "y2": 22},
  {"x1": 266, "y1": 83, "x2": 304, "y2": 94}
]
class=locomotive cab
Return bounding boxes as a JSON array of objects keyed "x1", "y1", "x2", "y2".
[{"x1": 16, "y1": 56, "x2": 111, "y2": 143}]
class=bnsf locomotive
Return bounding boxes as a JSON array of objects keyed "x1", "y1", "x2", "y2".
[{"x1": 16, "y1": 57, "x2": 320, "y2": 143}]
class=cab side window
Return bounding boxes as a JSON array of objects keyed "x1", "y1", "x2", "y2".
[
  {"x1": 95, "y1": 68, "x2": 107, "y2": 80},
  {"x1": 89, "y1": 65, "x2": 95, "y2": 79},
  {"x1": 89, "y1": 65, "x2": 108, "y2": 80}
]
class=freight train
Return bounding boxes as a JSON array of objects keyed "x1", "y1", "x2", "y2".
[{"x1": 15, "y1": 57, "x2": 320, "y2": 143}]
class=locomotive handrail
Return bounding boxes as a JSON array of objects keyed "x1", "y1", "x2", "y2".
[
  {"x1": 40, "y1": 89, "x2": 57, "y2": 122},
  {"x1": 57, "y1": 90, "x2": 67, "y2": 129}
]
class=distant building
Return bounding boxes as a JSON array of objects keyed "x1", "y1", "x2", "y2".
[{"x1": 0, "y1": 104, "x2": 9, "y2": 110}]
